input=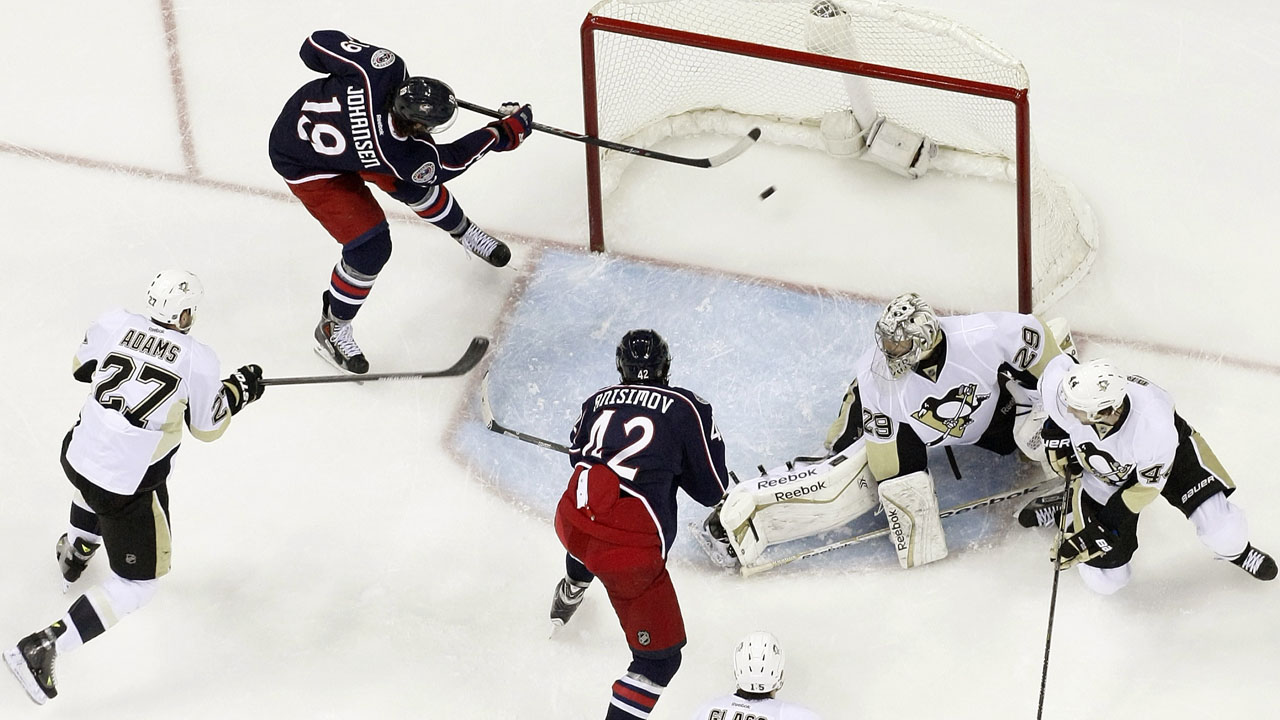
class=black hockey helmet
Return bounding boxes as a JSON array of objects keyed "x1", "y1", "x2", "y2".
[
  {"x1": 390, "y1": 76, "x2": 457, "y2": 134},
  {"x1": 616, "y1": 329, "x2": 671, "y2": 386}
]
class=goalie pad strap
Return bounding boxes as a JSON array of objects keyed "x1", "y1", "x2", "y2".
[{"x1": 877, "y1": 471, "x2": 948, "y2": 568}]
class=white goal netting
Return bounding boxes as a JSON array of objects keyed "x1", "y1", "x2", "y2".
[{"x1": 585, "y1": 0, "x2": 1097, "y2": 312}]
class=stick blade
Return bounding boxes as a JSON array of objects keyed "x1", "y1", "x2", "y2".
[{"x1": 705, "y1": 127, "x2": 762, "y2": 167}]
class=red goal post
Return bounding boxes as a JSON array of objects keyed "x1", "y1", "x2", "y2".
[{"x1": 579, "y1": 0, "x2": 1097, "y2": 313}]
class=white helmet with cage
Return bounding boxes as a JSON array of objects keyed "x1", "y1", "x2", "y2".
[
  {"x1": 146, "y1": 269, "x2": 204, "y2": 333},
  {"x1": 875, "y1": 292, "x2": 941, "y2": 378},
  {"x1": 733, "y1": 631, "x2": 786, "y2": 694},
  {"x1": 1059, "y1": 359, "x2": 1128, "y2": 423}
]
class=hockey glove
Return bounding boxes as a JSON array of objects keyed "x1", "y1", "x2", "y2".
[
  {"x1": 488, "y1": 103, "x2": 533, "y2": 152},
  {"x1": 1042, "y1": 419, "x2": 1082, "y2": 480},
  {"x1": 1055, "y1": 520, "x2": 1119, "y2": 569},
  {"x1": 221, "y1": 364, "x2": 264, "y2": 416}
]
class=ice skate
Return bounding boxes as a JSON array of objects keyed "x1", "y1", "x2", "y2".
[
  {"x1": 693, "y1": 511, "x2": 739, "y2": 570},
  {"x1": 549, "y1": 577, "x2": 589, "y2": 637},
  {"x1": 4, "y1": 624, "x2": 65, "y2": 705},
  {"x1": 1016, "y1": 490, "x2": 1064, "y2": 528},
  {"x1": 55, "y1": 534, "x2": 99, "y2": 590},
  {"x1": 1230, "y1": 543, "x2": 1277, "y2": 581},
  {"x1": 314, "y1": 310, "x2": 370, "y2": 375},
  {"x1": 456, "y1": 224, "x2": 511, "y2": 267}
]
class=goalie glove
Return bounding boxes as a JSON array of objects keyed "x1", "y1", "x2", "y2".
[
  {"x1": 221, "y1": 364, "x2": 264, "y2": 416},
  {"x1": 1055, "y1": 520, "x2": 1119, "y2": 569}
]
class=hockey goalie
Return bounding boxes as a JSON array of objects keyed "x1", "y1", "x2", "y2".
[{"x1": 701, "y1": 293, "x2": 1076, "y2": 573}]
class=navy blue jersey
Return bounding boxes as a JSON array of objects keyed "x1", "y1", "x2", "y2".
[
  {"x1": 569, "y1": 383, "x2": 729, "y2": 552},
  {"x1": 268, "y1": 30, "x2": 499, "y2": 205}
]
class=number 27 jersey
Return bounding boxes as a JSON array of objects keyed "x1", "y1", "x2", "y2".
[{"x1": 66, "y1": 309, "x2": 229, "y2": 495}]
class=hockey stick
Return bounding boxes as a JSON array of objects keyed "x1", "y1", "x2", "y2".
[
  {"x1": 261, "y1": 337, "x2": 489, "y2": 387},
  {"x1": 458, "y1": 99, "x2": 762, "y2": 168},
  {"x1": 739, "y1": 477, "x2": 1060, "y2": 577},
  {"x1": 479, "y1": 371, "x2": 572, "y2": 454},
  {"x1": 1036, "y1": 477, "x2": 1074, "y2": 719}
]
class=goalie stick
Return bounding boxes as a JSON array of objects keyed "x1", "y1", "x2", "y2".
[
  {"x1": 736, "y1": 477, "x2": 1060, "y2": 577},
  {"x1": 459, "y1": 99, "x2": 762, "y2": 168},
  {"x1": 261, "y1": 337, "x2": 489, "y2": 387},
  {"x1": 479, "y1": 371, "x2": 571, "y2": 454}
]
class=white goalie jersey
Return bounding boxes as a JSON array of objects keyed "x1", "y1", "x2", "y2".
[
  {"x1": 850, "y1": 312, "x2": 1059, "y2": 481},
  {"x1": 66, "y1": 308, "x2": 230, "y2": 495}
]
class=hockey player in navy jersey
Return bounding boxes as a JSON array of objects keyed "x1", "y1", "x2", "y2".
[
  {"x1": 550, "y1": 329, "x2": 730, "y2": 720},
  {"x1": 269, "y1": 30, "x2": 533, "y2": 373},
  {"x1": 4, "y1": 271, "x2": 265, "y2": 705}
]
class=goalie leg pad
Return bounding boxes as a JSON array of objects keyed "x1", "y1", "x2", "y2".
[
  {"x1": 721, "y1": 445, "x2": 877, "y2": 566},
  {"x1": 877, "y1": 471, "x2": 948, "y2": 568}
]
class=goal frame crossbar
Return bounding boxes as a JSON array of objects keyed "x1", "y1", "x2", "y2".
[{"x1": 580, "y1": 12, "x2": 1036, "y2": 312}]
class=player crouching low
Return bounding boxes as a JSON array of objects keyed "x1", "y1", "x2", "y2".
[
  {"x1": 1036, "y1": 358, "x2": 1275, "y2": 593},
  {"x1": 701, "y1": 293, "x2": 1074, "y2": 572}
]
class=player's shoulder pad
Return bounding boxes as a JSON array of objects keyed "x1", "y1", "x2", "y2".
[{"x1": 668, "y1": 384, "x2": 711, "y2": 408}]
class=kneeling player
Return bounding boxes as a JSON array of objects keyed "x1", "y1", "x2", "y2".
[
  {"x1": 705, "y1": 293, "x2": 1071, "y2": 571},
  {"x1": 1041, "y1": 358, "x2": 1276, "y2": 593}
]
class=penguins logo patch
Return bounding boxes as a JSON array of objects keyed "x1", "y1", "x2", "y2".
[{"x1": 912, "y1": 383, "x2": 990, "y2": 443}]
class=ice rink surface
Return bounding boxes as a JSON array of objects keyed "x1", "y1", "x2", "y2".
[{"x1": 2, "y1": 1, "x2": 1278, "y2": 718}]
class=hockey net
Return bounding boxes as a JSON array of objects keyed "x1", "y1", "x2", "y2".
[{"x1": 581, "y1": 0, "x2": 1098, "y2": 313}]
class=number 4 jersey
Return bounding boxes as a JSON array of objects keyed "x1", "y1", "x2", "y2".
[{"x1": 66, "y1": 309, "x2": 229, "y2": 495}]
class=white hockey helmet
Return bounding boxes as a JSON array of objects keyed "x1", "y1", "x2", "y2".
[
  {"x1": 733, "y1": 631, "x2": 785, "y2": 694},
  {"x1": 875, "y1": 292, "x2": 941, "y2": 378},
  {"x1": 1059, "y1": 359, "x2": 1128, "y2": 423},
  {"x1": 146, "y1": 269, "x2": 203, "y2": 332}
]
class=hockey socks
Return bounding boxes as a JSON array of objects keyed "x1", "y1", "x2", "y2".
[{"x1": 606, "y1": 673, "x2": 665, "y2": 719}]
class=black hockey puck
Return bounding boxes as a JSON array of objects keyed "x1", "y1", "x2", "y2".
[{"x1": 759, "y1": 185, "x2": 776, "y2": 200}]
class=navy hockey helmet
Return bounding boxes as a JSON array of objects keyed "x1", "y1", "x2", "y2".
[
  {"x1": 391, "y1": 77, "x2": 457, "y2": 134},
  {"x1": 616, "y1": 329, "x2": 671, "y2": 386}
]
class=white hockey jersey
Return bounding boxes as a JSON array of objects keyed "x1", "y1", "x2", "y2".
[
  {"x1": 689, "y1": 693, "x2": 822, "y2": 720},
  {"x1": 854, "y1": 312, "x2": 1056, "y2": 477},
  {"x1": 1040, "y1": 353, "x2": 1178, "y2": 509},
  {"x1": 65, "y1": 308, "x2": 230, "y2": 495}
]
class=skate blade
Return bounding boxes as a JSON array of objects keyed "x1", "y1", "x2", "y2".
[
  {"x1": 3, "y1": 647, "x2": 48, "y2": 706},
  {"x1": 548, "y1": 619, "x2": 565, "y2": 639},
  {"x1": 312, "y1": 344, "x2": 366, "y2": 378},
  {"x1": 687, "y1": 522, "x2": 741, "y2": 571}
]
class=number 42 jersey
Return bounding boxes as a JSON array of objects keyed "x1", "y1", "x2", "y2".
[
  {"x1": 66, "y1": 309, "x2": 229, "y2": 495},
  {"x1": 568, "y1": 383, "x2": 730, "y2": 553}
]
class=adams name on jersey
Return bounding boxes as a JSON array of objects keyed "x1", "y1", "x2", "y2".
[{"x1": 66, "y1": 309, "x2": 228, "y2": 495}]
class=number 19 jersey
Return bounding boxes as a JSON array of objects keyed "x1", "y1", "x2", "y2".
[{"x1": 66, "y1": 309, "x2": 229, "y2": 495}]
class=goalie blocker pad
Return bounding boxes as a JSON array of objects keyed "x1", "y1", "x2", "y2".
[
  {"x1": 719, "y1": 442, "x2": 877, "y2": 566},
  {"x1": 877, "y1": 471, "x2": 948, "y2": 568}
]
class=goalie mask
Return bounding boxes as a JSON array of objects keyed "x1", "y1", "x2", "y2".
[
  {"x1": 875, "y1": 292, "x2": 941, "y2": 378},
  {"x1": 391, "y1": 77, "x2": 457, "y2": 135},
  {"x1": 616, "y1": 329, "x2": 671, "y2": 386},
  {"x1": 1059, "y1": 359, "x2": 1128, "y2": 424},
  {"x1": 146, "y1": 269, "x2": 203, "y2": 333},
  {"x1": 733, "y1": 631, "x2": 785, "y2": 694}
]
